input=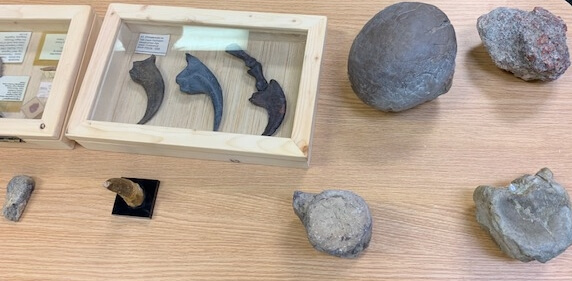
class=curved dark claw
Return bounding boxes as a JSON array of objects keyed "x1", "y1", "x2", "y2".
[
  {"x1": 176, "y1": 53, "x2": 223, "y2": 131},
  {"x1": 249, "y1": 80, "x2": 286, "y2": 136},
  {"x1": 129, "y1": 55, "x2": 165, "y2": 125},
  {"x1": 225, "y1": 44, "x2": 286, "y2": 136}
]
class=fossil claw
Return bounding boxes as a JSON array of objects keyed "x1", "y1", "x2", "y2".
[
  {"x1": 226, "y1": 44, "x2": 286, "y2": 136},
  {"x1": 129, "y1": 55, "x2": 165, "y2": 125},
  {"x1": 249, "y1": 80, "x2": 286, "y2": 136},
  {"x1": 176, "y1": 53, "x2": 223, "y2": 131}
]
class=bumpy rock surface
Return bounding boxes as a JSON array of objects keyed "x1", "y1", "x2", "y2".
[
  {"x1": 477, "y1": 7, "x2": 570, "y2": 81},
  {"x1": 2, "y1": 175, "x2": 35, "y2": 222},
  {"x1": 293, "y1": 190, "x2": 372, "y2": 258},
  {"x1": 348, "y1": 2, "x2": 457, "y2": 112},
  {"x1": 473, "y1": 168, "x2": 572, "y2": 263}
]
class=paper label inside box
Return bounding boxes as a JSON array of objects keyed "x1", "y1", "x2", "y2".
[
  {"x1": 135, "y1": 33, "x2": 170, "y2": 56},
  {"x1": 0, "y1": 32, "x2": 32, "y2": 63},
  {"x1": 39, "y1": 33, "x2": 67, "y2": 61},
  {"x1": 0, "y1": 76, "x2": 30, "y2": 101}
]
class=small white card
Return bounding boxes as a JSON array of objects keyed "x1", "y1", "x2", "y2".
[
  {"x1": 37, "y1": 81, "x2": 52, "y2": 99},
  {"x1": 39, "y1": 33, "x2": 67, "y2": 60},
  {"x1": 135, "y1": 33, "x2": 170, "y2": 56},
  {"x1": 0, "y1": 76, "x2": 30, "y2": 101},
  {"x1": 0, "y1": 32, "x2": 32, "y2": 63}
]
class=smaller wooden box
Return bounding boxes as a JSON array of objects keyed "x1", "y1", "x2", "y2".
[
  {"x1": 0, "y1": 5, "x2": 99, "y2": 149},
  {"x1": 67, "y1": 4, "x2": 327, "y2": 168}
]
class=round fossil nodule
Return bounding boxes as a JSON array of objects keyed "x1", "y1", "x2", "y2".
[
  {"x1": 293, "y1": 190, "x2": 372, "y2": 258},
  {"x1": 473, "y1": 168, "x2": 572, "y2": 263},
  {"x1": 348, "y1": 2, "x2": 457, "y2": 112}
]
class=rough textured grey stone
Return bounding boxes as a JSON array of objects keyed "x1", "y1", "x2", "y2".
[
  {"x1": 473, "y1": 168, "x2": 572, "y2": 263},
  {"x1": 2, "y1": 175, "x2": 35, "y2": 222},
  {"x1": 348, "y1": 2, "x2": 457, "y2": 112},
  {"x1": 477, "y1": 7, "x2": 570, "y2": 81},
  {"x1": 293, "y1": 190, "x2": 372, "y2": 258}
]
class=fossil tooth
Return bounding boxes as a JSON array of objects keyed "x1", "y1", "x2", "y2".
[
  {"x1": 103, "y1": 178, "x2": 145, "y2": 208},
  {"x1": 129, "y1": 55, "x2": 165, "y2": 125},
  {"x1": 226, "y1": 44, "x2": 286, "y2": 136},
  {"x1": 176, "y1": 53, "x2": 223, "y2": 131},
  {"x1": 2, "y1": 175, "x2": 35, "y2": 222}
]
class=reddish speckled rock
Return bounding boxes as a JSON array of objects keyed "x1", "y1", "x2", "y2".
[{"x1": 477, "y1": 7, "x2": 570, "y2": 81}]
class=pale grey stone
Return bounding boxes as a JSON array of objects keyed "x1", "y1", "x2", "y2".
[
  {"x1": 473, "y1": 168, "x2": 572, "y2": 263},
  {"x1": 348, "y1": 2, "x2": 457, "y2": 112},
  {"x1": 293, "y1": 190, "x2": 372, "y2": 258},
  {"x1": 2, "y1": 175, "x2": 35, "y2": 222},
  {"x1": 477, "y1": 7, "x2": 570, "y2": 81}
]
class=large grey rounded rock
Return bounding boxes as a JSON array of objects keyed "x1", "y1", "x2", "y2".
[
  {"x1": 473, "y1": 168, "x2": 572, "y2": 263},
  {"x1": 293, "y1": 190, "x2": 372, "y2": 258},
  {"x1": 348, "y1": 2, "x2": 457, "y2": 112},
  {"x1": 477, "y1": 7, "x2": 570, "y2": 81}
]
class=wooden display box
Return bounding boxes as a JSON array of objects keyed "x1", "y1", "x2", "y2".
[
  {"x1": 67, "y1": 4, "x2": 327, "y2": 168},
  {"x1": 0, "y1": 5, "x2": 99, "y2": 149}
]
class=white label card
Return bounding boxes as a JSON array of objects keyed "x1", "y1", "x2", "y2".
[
  {"x1": 0, "y1": 76, "x2": 30, "y2": 101},
  {"x1": 135, "y1": 33, "x2": 170, "y2": 56},
  {"x1": 0, "y1": 32, "x2": 32, "y2": 63},
  {"x1": 39, "y1": 33, "x2": 67, "y2": 60},
  {"x1": 37, "y1": 81, "x2": 52, "y2": 99}
]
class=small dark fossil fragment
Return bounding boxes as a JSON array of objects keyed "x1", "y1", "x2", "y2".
[
  {"x1": 103, "y1": 178, "x2": 145, "y2": 208},
  {"x1": 293, "y1": 190, "x2": 372, "y2": 258},
  {"x1": 176, "y1": 53, "x2": 223, "y2": 131},
  {"x1": 474, "y1": 168, "x2": 572, "y2": 263},
  {"x1": 2, "y1": 175, "x2": 35, "y2": 222},
  {"x1": 226, "y1": 44, "x2": 286, "y2": 136},
  {"x1": 129, "y1": 55, "x2": 165, "y2": 125}
]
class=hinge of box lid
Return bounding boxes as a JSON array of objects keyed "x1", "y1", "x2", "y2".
[{"x1": 0, "y1": 136, "x2": 25, "y2": 143}]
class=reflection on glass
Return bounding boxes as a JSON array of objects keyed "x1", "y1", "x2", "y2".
[
  {"x1": 0, "y1": 20, "x2": 70, "y2": 119},
  {"x1": 90, "y1": 21, "x2": 306, "y2": 138}
]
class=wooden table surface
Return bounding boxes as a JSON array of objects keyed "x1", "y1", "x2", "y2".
[{"x1": 2, "y1": 0, "x2": 572, "y2": 280}]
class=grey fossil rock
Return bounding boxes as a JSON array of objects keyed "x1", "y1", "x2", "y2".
[
  {"x1": 348, "y1": 2, "x2": 457, "y2": 112},
  {"x1": 293, "y1": 190, "x2": 372, "y2": 258},
  {"x1": 473, "y1": 168, "x2": 572, "y2": 263},
  {"x1": 477, "y1": 7, "x2": 570, "y2": 81},
  {"x1": 2, "y1": 175, "x2": 35, "y2": 222}
]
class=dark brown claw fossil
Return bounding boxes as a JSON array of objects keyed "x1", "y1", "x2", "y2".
[
  {"x1": 176, "y1": 53, "x2": 223, "y2": 131},
  {"x1": 226, "y1": 44, "x2": 286, "y2": 136},
  {"x1": 129, "y1": 55, "x2": 165, "y2": 125}
]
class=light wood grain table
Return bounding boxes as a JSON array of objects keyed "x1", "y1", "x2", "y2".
[{"x1": 1, "y1": 0, "x2": 572, "y2": 280}]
